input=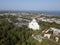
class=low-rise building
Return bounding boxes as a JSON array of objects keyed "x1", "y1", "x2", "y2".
[
  {"x1": 44, "y1": 34, "x2": 51, "y2": 39},
  {"x1": 42, "y1": 27, "x2": 60, "y2": 42}
]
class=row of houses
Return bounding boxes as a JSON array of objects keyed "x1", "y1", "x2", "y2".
[
  {"x1": 42, "y1": 27, "x2": 60, "y2": 42},
  {"x1": 37, "y1": 17, "x2": 60, "y2": 24}
]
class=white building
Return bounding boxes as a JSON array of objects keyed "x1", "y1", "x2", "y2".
[
  {"x1": 51, "y1": 27, "x2": 60, "y2": 36},
  {"x1": 55, "y1": 19, "x2": 60, "y2": 24},
  {"x1": 28, "y1": 19, "x2": 40, "y2": 30},
  {"x1": 44, "y1": 27, "x2": 60, "y2": 42},
  {"x1": 44, "y1": 34, "x2": 51, "y2": 39},
  {"x1": 32, "y1": 34, "x2": 43, "y2": 42},
  {"x1": 55, "y1": 37, "x2": 59, "y2": 42}
]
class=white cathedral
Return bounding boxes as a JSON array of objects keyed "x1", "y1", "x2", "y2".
[{"x1": 28, "y1": 19, "x2": 40, "y2": 30}]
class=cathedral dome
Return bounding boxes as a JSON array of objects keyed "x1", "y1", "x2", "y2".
[{"x1": 28, "y1": 19, "x2": 40, "y2": 30}]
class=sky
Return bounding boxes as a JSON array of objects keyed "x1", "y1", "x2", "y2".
[{"x1": 0, "y1": 0, "x2": 60, "y2": 11}]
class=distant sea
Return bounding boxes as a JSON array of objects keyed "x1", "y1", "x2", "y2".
[
  {"x1": 46, "y1": 11, "x2": 60, "y2": 16},
  {"x1": 25, "y1": 10, "x2": 60, "y2": 16},
  {"x1": 23, "y1": 10, "x2": 60, "y2": 16},
  {"x1": 0, "y1": 10, "x2": 60, "y2": 16}
]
